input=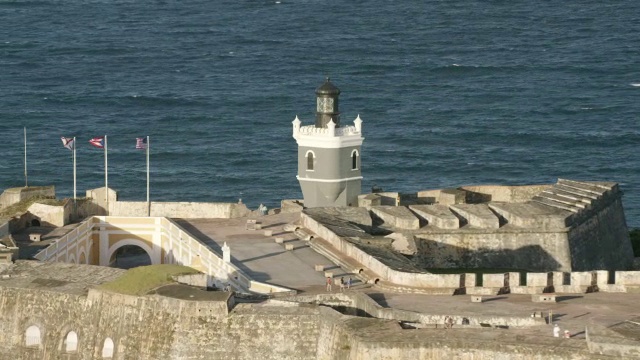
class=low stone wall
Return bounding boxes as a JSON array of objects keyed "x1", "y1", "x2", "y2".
[
  {"x1": 110, "y1": 201, "x2": 251, "y2": 218},
  {"x1": 26, "y1": 202, "x2": 66, "y2": 227},
  {"x1": 0, "y1": 186, "x2": 55, "y2": 210},
  {"x1": 301, "y1": 212, "x2": 461, "y2": 289},
  {"x1": 282, "y1": 292, "x2": 541, "y2": 328},
  {"x1": 460, "y1": 184, "x2": 552, "y2": 203}
]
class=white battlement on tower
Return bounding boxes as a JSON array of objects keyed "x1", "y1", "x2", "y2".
[{"x1": 292, "y1": 117, "x2": 364, "y2": 148}]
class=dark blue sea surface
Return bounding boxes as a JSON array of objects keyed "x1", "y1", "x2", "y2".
[{"x1": 1, "y1": 1, "x2": 639, "y2": 226}]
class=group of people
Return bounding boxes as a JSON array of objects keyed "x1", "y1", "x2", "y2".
[
  {"x1": 553, "y1": 324, "x2": 571, "y2": 338},
  {"x1": 326, "y1": 276, "x2": 352, "y2": 292}
]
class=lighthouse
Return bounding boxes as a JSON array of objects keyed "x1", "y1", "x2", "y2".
[{"x1": 292, "y1": 78, "x2": 364, "y2": 208}]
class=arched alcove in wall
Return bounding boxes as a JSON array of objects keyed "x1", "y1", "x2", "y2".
[
  {"x1": 25, "y1": 325, "x2": 41, "y2": 347},
  {"x1": 102, "y1": 337, "x2": 114, "y2": 358},
  {"x1": 64, "y1": 331, "x2": 78, "y2": 352},
  {"x1": 109, "y1": 244, "x2": 152, "y2": 269}
]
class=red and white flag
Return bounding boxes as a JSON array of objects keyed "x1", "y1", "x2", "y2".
[
  {"x1": 89, "y1": 136, "x2": 105, "y2": 149},
  {"x1": 136, "y1": 137, "x2": 148, "y2": 150}
]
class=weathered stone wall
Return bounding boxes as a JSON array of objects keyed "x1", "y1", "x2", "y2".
[
  {"x1": 26, "y1": 202, "x2": 67, "y2": 227},
  {"x1": 110, "y1": 200, "x2": 251, "y2": 218},
  {"x1": 0, "y1": 221, "x2": 8, "y2": 239},
  {"x1": 459, "y1": 184, "x2": 552, "y2": 204},
  {"x1": 567, "y1": 196, "x2": 634, "y2": 271},
  {"x1": 414, "y1": 231, "x2": 571, "y2": 272},
  {"x1": 0, "y1": 186, "x2": 55, "y2": 210},
  {"x1": 0, "y1": 281, "x2": 635, "y2": 359},
  {"x1": 301, "y1": 212, "x2": 461, "y2": 288},
  {"x1": 0, "y1": 287, "x2": 319, "y2": 360}
]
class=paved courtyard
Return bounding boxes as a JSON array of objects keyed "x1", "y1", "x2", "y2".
[{"x1": 175, "y1": 212, "x2": 359, "y2": 292}]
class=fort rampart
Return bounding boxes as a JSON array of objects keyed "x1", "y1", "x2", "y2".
[
  {"x1": 300, "y1": 211, "x2": 640, "y2": 294},
  {"x1": 0, "y1": 281, "x2": 616, "y2": 360}
]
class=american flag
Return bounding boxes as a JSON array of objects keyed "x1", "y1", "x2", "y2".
[
  {"x1": 89, "y1": 136, "x2": 105, "y2": 149},
  {"x1": 136, "y1": 137, "x2": 148, "y2": 150},
  {"x1": 61, "y1": 137, "x2": 75, "y2": 151}
]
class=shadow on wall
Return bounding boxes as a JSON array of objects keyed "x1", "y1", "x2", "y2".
[
  {"x1": 464, "y1": 191, "x2": 492, "y2": 204},
  {"x1": 412, "y1": 239, "x2": 563, "y2": 272}
]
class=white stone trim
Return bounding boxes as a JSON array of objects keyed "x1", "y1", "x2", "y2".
[
  {"x1": 292, "y1": 116, "x2": 364, "y2": 148},
  {"x1": 294, "y1": 133, "x2": 364, "y2": 149},
  {"x1": 297, "y1": 176, "x2": 363, "y2": 183}
]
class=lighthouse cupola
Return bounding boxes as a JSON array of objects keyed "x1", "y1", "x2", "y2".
[{"x1": 315, "y1": 77, "x2": 341, "y2": 128}]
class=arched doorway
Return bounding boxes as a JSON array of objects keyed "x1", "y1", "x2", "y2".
[
  {"x1": 31, "y1": 219, "x2": 41, "y2": 227},
  {"x1": 109, "y1": 245, "x2": 152, "y2": 269}
]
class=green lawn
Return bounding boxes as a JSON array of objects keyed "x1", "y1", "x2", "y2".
[{"x1": 97, "y1": 264, "x2": 200, "y2": 296}]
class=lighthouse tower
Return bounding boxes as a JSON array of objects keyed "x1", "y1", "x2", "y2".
[{"x1": 292, "y1": 78, "x2": 364, "y2": 208}]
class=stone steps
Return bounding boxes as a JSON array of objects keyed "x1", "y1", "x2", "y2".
[
  {"x1": 308, "y1": 236, "x2": 374, "y2": 284},
  {"x1": 557, "y1": 179, "x2": 609, "y2": 196},
  {"x1": 531, "y1": 179, "x2": 614, "y2": 214},
  {"x1": 531, "y1": 196, "x2": 580, "y2": 213},
  {"x1": 550, "y1": 188, "x2": 597, "y2": 203},
  {"x1": 554, "y1": 184, "x2": 600, "y2": 200},
  {"x1": 538, "y1": 191, "x2": 588, "y2": 209}
]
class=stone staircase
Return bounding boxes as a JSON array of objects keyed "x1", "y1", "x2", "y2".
[{"x1": 531, "y1": 179, "x2": 615, "y2": 214}]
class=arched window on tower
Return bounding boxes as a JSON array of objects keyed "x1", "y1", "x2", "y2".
[
  {"x1": 351, "y1": 150, "x2": 359, "y2": 170},
  {"x1": 306, "y1": 151, "x2": 315, "y2": 171}
]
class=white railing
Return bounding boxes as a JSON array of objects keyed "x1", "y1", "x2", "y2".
[{"x1": 296, "y1": 125, "x2": 360, "y2": 137}]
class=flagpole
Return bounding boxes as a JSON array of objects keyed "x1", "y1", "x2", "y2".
[
  {"x1": 146, "y1": 135, "x2": 150, "y2": 216},
  {"x1": 105, "y1": 135, "x2": 109, "y2": 216},
  {"x1": 24, "y1": 127, "x2": 28, "y2": 187},
  {"x1": 73, "y1": 136, "x2": 77, "y2": 200}
]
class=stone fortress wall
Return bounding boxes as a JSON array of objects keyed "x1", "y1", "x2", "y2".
[
  {"x1": 33, "y1": 216, "x2": 293, "y2": 295},
  {"x1": 85, "y1": 187, "x2": 252, "y2": 219},
  {"x1": 0, "y1": 283, "x2": 320, "y2": 360},
  {"x1": 355, "y1": 179, "x2": 633, "y2": 272},
  {"x1": 0, "y1": 266, "x2": 624, "y2": 360},
  {"x1": 0, "y1": 186, "x2": 55, "y2": 210},
  {"x1": 301, "y1": 209, "x2": 640, "y2": 294}
]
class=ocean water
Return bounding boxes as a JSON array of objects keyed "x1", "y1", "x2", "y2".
[{"x1": 1, "y1": 1, "x2": 639, "y2": 226}]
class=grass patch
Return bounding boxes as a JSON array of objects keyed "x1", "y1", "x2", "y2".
[
  {"x1": 97, "y1": 264, "x2": 200, "y2": 296},
  {"x1": 0, "y1": 196, "x2": 64, "y2": 220}
]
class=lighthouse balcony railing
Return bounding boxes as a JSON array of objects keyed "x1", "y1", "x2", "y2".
[{"x1": 297, "y1": 125, "x2": 360, "y2": 137}]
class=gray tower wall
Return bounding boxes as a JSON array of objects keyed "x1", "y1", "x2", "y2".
[{"x1": 297, "y1": 145, "x2": 362, "y2": 207}]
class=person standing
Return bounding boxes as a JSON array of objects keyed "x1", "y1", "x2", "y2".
[
  {"x1": 339, "y1": 277, "x2": 345, "y2": 292},
  {"x1": 326, "y1": 277, "x2": 332, "y2": 292},
  {"x1": 347, "y1": 277, "x2": 352, "y2": 289}
]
